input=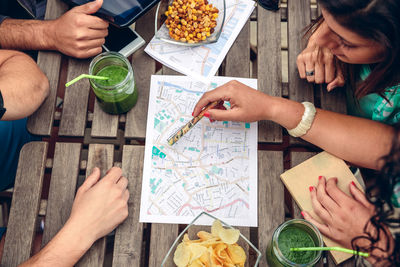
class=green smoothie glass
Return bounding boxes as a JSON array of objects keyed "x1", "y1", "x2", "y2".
[
  {"x1": 89, "y1": 51, "x2": 138, "y2": 114},
  {"x1": 266, "y1": 219, "x2": 323, "y2": 267}
]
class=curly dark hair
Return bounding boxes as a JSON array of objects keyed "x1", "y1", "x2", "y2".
[{"x1": 351, "y1": 123, "x2": 400, "y2": 266}]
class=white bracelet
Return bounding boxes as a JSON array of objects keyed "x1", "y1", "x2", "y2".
[{"x1": 287, "y1": 102, "x2": 316, "y2": 137}]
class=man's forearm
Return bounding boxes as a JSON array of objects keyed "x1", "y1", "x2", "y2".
[
  {"x1": 19, "y1": 220, "x2": 94, "y2": 267},
  {"x1": 0, "y1": 19, "x2": 55, "y2": 51}
]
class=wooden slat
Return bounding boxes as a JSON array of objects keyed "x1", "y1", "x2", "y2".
[
  {"x1": 287, "y1": 0, "x2": 314, "y2": 145},
  {"x1": 42, "y1": 143, "x2": 81, "y2": 246},
  {"x1": 257, "y1": 151, "x2": 284, "y2": 266},
  {"x1": 320, "y1": 85, "x2": 347, "y2": 114},
  {"x1": 76, "y1": 144, "x2": 114, "y2": 267},
  {"x1": 149, "y1": 224, "x2": 179, "y2": 267},
  {"x1": 145, "y1": 33, "x2": 189, "y2": 267},
  {"x1": 91, "y1": 100, "x2": 119, "y2": 138},
  {"x1": 287, "y1": 0, "x2": 313, "y2": 102},
  {"x1": 225, "y1": 20, "x2": 250, "y2": 77},
  {"x1": 1, "y1": 142, "x2": 48, "y2": 266},
  {"x1": 125, "y1": 6, "x2": 157, "y2": 139},
  {"x1": 59, "y1": 59, "x2": 90, "y2": 137},
  {"x1": 27, "y1": 0, "x2": 67, "y2": 136},
  {"x1": 257, "y1": 6, "x2": 283, "y2": 143},
  {"x1": 223, "y1": 19, "x2": 251, "y2": 267},
  {"x1": 112, "y1": 146, "x2": 144, "y2": 266}
]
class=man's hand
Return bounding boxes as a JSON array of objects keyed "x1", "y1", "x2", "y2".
[
  {"x1": 48, "y1": 0, "x2": 109, "y2": 58},
  {"x1": 19, "y1": 167, "x2": 129, "y2": 267},
  {"x1": 67, "y1": 167, "x2": 129, "y2": 243}
]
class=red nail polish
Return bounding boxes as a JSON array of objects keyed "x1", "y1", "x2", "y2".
[
  {"x1": 309, "y1": 186, "x2": 314, "y2": 192},
  {"x1": 301, "y1": 211, "x2": 305, "y2": 217},
  {"x1": 351, "y1": 181, "x2": 356, "y2": 187},
  {"x1": 203, "y1": 112, "x2": 210, "y2": 118},
  {"x1": 192, "y1": 112, "x2": 194, "y2": 116},
  {"x1": 318, "y1": 176, "x2": 323, "y2": 180}
]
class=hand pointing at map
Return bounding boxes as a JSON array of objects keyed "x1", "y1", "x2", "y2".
[{"x1": 193, "y1": 80, "x2": 275, "y2": 122}]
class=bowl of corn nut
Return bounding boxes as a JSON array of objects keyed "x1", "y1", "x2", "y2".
[{"x1": 155, "y1": 0, "x2": 226, "y2": 46}]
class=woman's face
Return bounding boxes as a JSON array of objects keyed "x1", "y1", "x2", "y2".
[{"x1": 316, "y1": 8, "x2": 386, "y2": 64}]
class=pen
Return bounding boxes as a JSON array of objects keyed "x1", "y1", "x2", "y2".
[{"x1": 167, "y1": 100, "x2": 220, "y2": 145}]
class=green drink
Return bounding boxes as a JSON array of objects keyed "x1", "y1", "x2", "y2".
[
  {"x1": 266, "y1": 219, "x2": 323, "y2": 267},
  {"x1": 96, "y1": 65, "x2": 128, "y2": 86},
  {"x1": 89, "y1": 52, "x2": 138, "y2": 114}
]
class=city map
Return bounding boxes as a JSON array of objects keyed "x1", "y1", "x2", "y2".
[
  {"x1": 144, "y1": 0, "x2": 255, "y2": 82},
  {"x1": 139, "y1": 75, "x2": 258, "y2": 227}
]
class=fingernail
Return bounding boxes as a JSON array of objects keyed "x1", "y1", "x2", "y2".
[
  {"x1": 301, "y1": 211, "x2": 305, "y2": 217},
  {"x1": 309, "y1": 186, "x2": 314, "y2": 192},
  {"x1": 203, "y1": 112, "x2": 210, "y2": 118},
  {"x1": 210, "y1": 119, "x2": 215, "y2": 123},
  {"x1": 318, "y1": 176, "x2": 323, "y2": 180},
  {"x1": 192, "y1": 112, "x2": 194, "y2": 116},
  {"x1": 351, "y1": 181, "x2": 356, "y2": 187}
]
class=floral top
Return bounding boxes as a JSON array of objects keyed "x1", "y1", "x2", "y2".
[
  {"x1": 347, "y1": 65, "x2": 400, "y2": 125},
  {"x1": 346, "y1": 64, "x2": 400, "y2": 207}
]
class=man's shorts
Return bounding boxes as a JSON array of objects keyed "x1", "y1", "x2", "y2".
[{"x1": 0, "y1": 118, "x2": 39, "y2": 191}]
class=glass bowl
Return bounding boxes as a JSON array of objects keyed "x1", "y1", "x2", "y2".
[
  {"x1": 161, "y1": 212, "x2": 262, "y2": 266},
  {"x1": 154, "y1": 0, "x2": 226, "y2": 46}
]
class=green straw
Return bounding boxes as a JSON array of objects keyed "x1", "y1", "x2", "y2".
[
  {"x1": 65, "y1": 74, "x2": 109, "y2": 87},
  {"x1": 290, "y1": 247, "x2": 369, "y2": 257}
]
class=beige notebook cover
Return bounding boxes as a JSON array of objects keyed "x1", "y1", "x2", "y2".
[{"x1": 280, "y1": 151, "x2": 364, "y2": 265}]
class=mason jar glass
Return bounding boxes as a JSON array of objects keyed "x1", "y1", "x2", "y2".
[
  {"x1": 89, "y1": 51, "x2": 138, "y2": 114},
  {"x1": 266, "y1": 219, "x2": 323, "y2": 267}
]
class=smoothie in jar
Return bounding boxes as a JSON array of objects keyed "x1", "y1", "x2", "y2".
[
  {"x1": 266, "y1": 219, "x2": 323, "y2": 267},
  {"x1": 89, "y1": 52, "x2": 138, "y2": 114}
]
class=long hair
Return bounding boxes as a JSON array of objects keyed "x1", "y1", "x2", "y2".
[
  {"x1": 351, "y1": 124, "x2": 400, "y2": 265},
  {"x1": 316, "y1": 0, "x2": 400, "y2": 98}
]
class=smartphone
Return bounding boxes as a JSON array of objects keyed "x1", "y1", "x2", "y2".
[{"x1": 103, "y1": 25, "x2": 146, "y2": 57}]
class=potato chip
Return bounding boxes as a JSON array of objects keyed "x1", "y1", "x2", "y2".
[
  {"x1": 227, "y1": 244, "x2": 246, "y2": 265},
  {"x1": 209, "y1": 247, "x2": 223, "y2": 267},
  {"x1": 211, "y1": 220, "x2": 224, "y2": 237},
  {"x1": 174, "y1": 243, "x2": 191, "y2": 267},
  {"x1": 188, "y1": 259, "x2": 204, "y2": 267},
  {"x1": 218, "y1": 228, "x2": 240, "y2": 245},
  {"x1": 189, "y1": 243, "x2": 207, "y2": 261},
  {"x1": 211, "y1": 220, "x2": 240, "y2": 245},
  {"x1": 173, "y1": 219, "x2": 247, "y2": 267},
  {"x1": 197, "y1": 231, "x2": 214, "y2": 241},
  {"x1": 199, "y1": 250, "x2": 211, "y2": 267}
]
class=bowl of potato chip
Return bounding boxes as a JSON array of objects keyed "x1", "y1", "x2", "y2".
[
  {"x1": 155, "y1": 0, "x2": 226, "y2": 46},
  {"x1": 161, "y1": 212, "x2": 262, "y2": 267}
]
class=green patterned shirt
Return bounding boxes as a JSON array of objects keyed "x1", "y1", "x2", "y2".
[
  {"x1": 347, "y1": 65, "x2": 400, "y2": 125},
  {"x1": 346, "y1": 65, "x2": 400, "y2": 207}
]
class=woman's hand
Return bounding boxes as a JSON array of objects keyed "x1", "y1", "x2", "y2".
[
  {"x1": 302, "y1": 177, "x2": 374, "y2": 249},
  {"x1": 296, "y1": 22, "x2": 345, "y2": 91},
  {"x1": 66, "y1": 167, "x2": 129, "y2": 245},
  {"x1": 302, "y1": 176, "x2": 394, "y2": 263},
  {"x1": 192, "y1": 80, "x2": 272, "y2": 122}
]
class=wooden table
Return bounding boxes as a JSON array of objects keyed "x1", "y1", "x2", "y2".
[{"x1": 1, "y1": 0, "x2": 354, "y2": 266}]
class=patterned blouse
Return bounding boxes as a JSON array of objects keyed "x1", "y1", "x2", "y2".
[{"x1": 346, "y1": 64, "x2": 400, "y2": 207}]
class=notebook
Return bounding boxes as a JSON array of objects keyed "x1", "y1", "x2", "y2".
[{"x1": 281, "y1": 151, "x2": 364, "y2": 264}]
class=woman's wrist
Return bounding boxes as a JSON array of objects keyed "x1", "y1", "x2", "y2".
[{"x1": 264, "y1": 96, "x2": 305, "y2": 129}]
